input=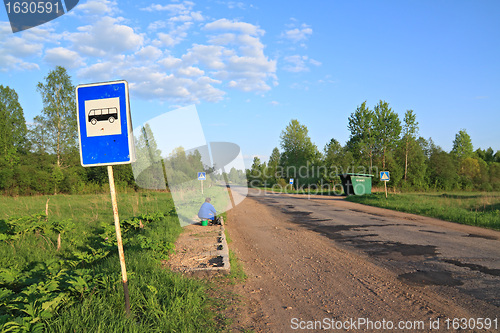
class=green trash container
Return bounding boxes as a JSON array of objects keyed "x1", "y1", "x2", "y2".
[
  {"x1": 337, "y1": 173, "x2": 373, "y2": 195},
  {"x1": 201, "y1": 220, "x2": 208, "y2": 226}
]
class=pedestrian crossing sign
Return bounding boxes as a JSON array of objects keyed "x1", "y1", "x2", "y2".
[{"x1": 380, "y1": 171, "x2": 390, "y2": 181}]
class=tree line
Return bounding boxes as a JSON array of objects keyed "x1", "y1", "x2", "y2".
[
  {"x1": 0, "y1": 66, "x2": 240, "y2": 196},
  {"x1": 1, "y1": 67, "x2": 498, "y2": 195},
  {"x1": 247, "y1": 100, "x2": 500, "y2": 192},
  {"x1": 0, "y1": 66, "x2": 136, "y2": 195}
]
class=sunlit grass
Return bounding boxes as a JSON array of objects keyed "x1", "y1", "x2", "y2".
[{"x1": 346, "y1": 192, "x2": 500, "y2": 230}]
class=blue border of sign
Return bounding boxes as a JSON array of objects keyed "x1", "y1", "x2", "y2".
[{"x1": 76, "y1": 80, "x2": 135, "y2": 167}]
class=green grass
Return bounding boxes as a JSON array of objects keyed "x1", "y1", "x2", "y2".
[
  {"x1": 0, "y1": 191, "x2": 223, "y2": 332},
  {"x1": 225, "y1": 250, "x2": 247, "y2": 284},
  {"x1": 346, "y1": 192, "x2": 500, "y2": 230}
]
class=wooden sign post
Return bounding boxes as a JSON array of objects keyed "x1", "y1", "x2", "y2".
[
  {"x1": 380, "y1": 171, "x2": 390, "y2": 199},
  {"x1": 108, "y1": 166, "x2": 131, "y2": 315},
  {"x1": 198, "y1": 172, "x2": 206, "y2": 194}
]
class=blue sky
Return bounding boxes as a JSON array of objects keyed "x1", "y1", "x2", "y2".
[{"x1": 1, "y1": 0, "x2": 499, "y2": 168}]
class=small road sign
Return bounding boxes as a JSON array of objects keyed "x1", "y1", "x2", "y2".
[
  {"x1": 289, "y1": 178, "x2": 294, "y2": 185},
  {"x1": 380, "y1": 171, "x2": 390, "y2": 181},
  {"x1": 76, "y1": 80, "x2": 135, "y2": 167},
  {"x1": 198, "y1": 172, "x2": 206, "y2": 180}
]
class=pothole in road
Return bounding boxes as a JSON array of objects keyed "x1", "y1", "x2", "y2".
[
  {"x1": 307, "y1": 224, "x2": 439, "y2": 258},
  {"x1": 398, "y1": 270, "x2": 463, "y2": 286},
  {"x1": 282, "y1": 210, "x2": 312, "y2": 217},
  {"x1": 280, "y1": 207, "x2": 439, "y2": 258},
  {"x1": 464, "y1": 233, "x2": 497, "y2": 240},
  {"x1": 419, "y1": 229, "x2": 446, "y2": 234},
  {"x1": 443, "y1": 259, "x2": 500, "y2": 277},
  {"x1": 365, "y1": 242, "x2": 438, "y2": 257}
]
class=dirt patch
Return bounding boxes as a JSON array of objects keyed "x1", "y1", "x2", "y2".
[{"x1": 163, "y1": 223, "x2": 223, "y2": 272}]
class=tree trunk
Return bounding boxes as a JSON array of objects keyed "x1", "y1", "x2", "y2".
[
  {"x1": 383, "y1": 147, "x2": 386, "y2": 169},
  {"x1": 404, "y1": 139, "x2": 409, "y2": 181},
  {"x1": 369, "y1": 150, "x2": 373, "y2": 172},
  {"x1": 56, "y1": 86, "x2": 61, "y2": 168}
]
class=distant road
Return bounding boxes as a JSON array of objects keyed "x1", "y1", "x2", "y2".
[{"x1": 226, "y1": 188, "x2": 500, "y2": 332}]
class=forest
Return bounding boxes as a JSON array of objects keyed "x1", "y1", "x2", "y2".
[{"x1": 247, "y1": 101, "x2": 500, "y2": 192}]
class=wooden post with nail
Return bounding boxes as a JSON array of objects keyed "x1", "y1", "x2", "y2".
[{"x1": 108, "y1": 165, "x2": 131, "y2": 316}]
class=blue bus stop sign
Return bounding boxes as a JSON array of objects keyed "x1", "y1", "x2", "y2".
[{"x1": 76, "y1": 80, "x2": 135, "y2": 167}]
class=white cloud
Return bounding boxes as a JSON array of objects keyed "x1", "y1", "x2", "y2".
[
  {"x1": 69, "y1": 16, "x2": 144, "y2": 57},
  {"x1": 227, "y1": 2, "x2": 246, "y2": 9},
  {"x1": 158, "y1": 56, "x2": 182, "y2": 69},
  {"x1": 3, "y1": 37, "x2": 43, "y2": 57},
  {"x1": 154, "y1": 22, "x2": 192, "y2": 47},
  {"x1": 204, "y1": 18, "x2": 264, "y2": 36},
  {"x1": 135, "y1": 46, "x2": 163, "y2": 60},
  {"x1": 283, "y1": 55, "x2": 321, "y2": 72},
  {"x1": 182, "y1": 44, "x2": 227, "y2": 70},
  {"x1": 199, "y1": 19, "x2": 277, "y2": 91},
  {"x1": 0, "y1": 53, "x2": 39, "y2": 72},
  {"x1": 283, "y1": 55, "x2": 309, "y2": 72},
  {"x1": 0, "y1": 22, "x2": 42, "y2": 71},
  {"x1": 44, "y1": 47, "x2": 84, "y2": 68},
  {"x1": 74, "y1": 0, "x2": 117, "y2": 16},
  {"x1": 282, "y1": 23, "x2": 313, "y2": 43},
  {"x1": 309, "y1": 59, "x2": 322, "y2": 66},
  {"x1": 142, "y1": 2, "x2": 191, "y2": 14},
  {"x1": 0, "y1": 3, "x2": 277, "y2": 103},
  {"x1": 208, "y1": 33, "x2": 236, "y2": 45},
  {"x1": 177, "y1": 66, "x2": 205, "y2": 77},
  {"x1": 141, "y1": 1, "x2": 203, "y2": 23},
  {"x1": 148, "y1": 20, "x2": 167, "y2": 31}
]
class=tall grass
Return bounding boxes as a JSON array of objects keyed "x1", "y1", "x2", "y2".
[
  {"x1": 346, "y1": 192, "x2": 500, "y2": 230},
  {"x1": 0, "y1": 191, "x2": 222, "y2": 332},
  {"x1": 46, "y1": 224, "x2": 217, "y2": 332}
]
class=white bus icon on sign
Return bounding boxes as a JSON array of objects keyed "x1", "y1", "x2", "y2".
[{"x1": 88, "y1": 107, "x2": 119, "y2": 125}]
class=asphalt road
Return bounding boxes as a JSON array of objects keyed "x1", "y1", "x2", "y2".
[{"x1": 226, "y1": 188, "x2": 500, "y2": 332}]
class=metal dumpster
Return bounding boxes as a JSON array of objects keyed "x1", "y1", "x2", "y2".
[{"x1": 337, "y1": 173, "x2": 373, "y2": 195}]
